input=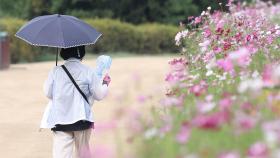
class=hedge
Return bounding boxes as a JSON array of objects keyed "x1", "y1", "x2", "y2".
[{"x1": 0, "y1": 18, "x2": 179, "y2": 63}]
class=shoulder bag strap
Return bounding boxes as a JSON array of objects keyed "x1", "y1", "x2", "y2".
[{"x1": 61, "y1": 65, "x2": 89, "y2": 104}]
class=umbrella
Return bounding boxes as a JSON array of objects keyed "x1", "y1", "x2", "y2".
[{"x1": 15, "y1": 14, "x2": 102, "y2": 65}]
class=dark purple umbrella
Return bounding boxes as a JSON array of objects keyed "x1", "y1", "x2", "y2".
[{"x1": 15, "y1": 14, "x2": 102, "y2": 65}]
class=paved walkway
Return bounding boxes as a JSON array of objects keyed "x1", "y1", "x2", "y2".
[{"x1": 0, "y1": 56, "x2": 172, "y2": 158}]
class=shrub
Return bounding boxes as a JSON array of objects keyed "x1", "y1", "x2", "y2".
[
  {"x1": 137, "y1": 23, "x2": 178, "y2": 54},
  {"x1": 0, "y1": 18, "x2": 39, "y2": 63},
  {"x1": 86, "y1": 18, "x2": 178, "y2": 54}
]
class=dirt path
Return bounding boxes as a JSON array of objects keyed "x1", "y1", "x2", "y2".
[{"x1": 0, "y1": 56, "x2": 173, "y2": 158}]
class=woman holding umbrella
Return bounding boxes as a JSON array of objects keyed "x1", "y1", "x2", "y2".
[
  {"x1": 44, "y1": 46, "x2": 111, "y2": 158},
  {"x1": 16, "y1": 14, "x2": 112, "y2": 158}
]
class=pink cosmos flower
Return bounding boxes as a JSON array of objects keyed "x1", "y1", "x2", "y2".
[
  {"x1": 213, "y1": 46, "x2": 223, "y2": 54},
  {"x1": 165, "y1": 72, "x2": 187, "y2": 85},
  {"x1": 216, "y1": 59, "x2": 234, "y2": 72},
  {"x1": 219, "y1": 96, "x2": 233, "y2": 111},
  {"x1": 166, "y1": 58, "x2": 188, "y2": 85},
  {"x1": 216, "y1": 27, "x2": 224, "y2": 36},
  {"x1": 159, "y1": 115, "x2": 173, "y2": 136},
  {"x1": 241, "y1": 102, "x2": 254, "y2": 112},
  {"x1": 235, "y1": 32, "x2": 243, "y2": 42},
  {"x1": 189, "y1": 80, "x2": 208, "y2": 97},
  {"x1": 227, "y1": 0, "x2": 234, "y2": 6},
  {"x1": 252, "y1": 31, "x2": 258, "y2": 40},
  {"x1": 246, "y1": 35, "x2": 252, "y2": 42},
  {"x1": 235, "y1": 112, "x2": 257, "y2": 131},
  {"x1": 126, "y1": 109, "x2": 143, "y2": 134},
  {"x1": 228, "y1": 47, "x2": 251, "y2": 66},
  {"x1": 176, "y1": 121, "x2": 191, "y2": 144},
  {"x1": 165, "y1": 73, "x2": 175, "y2": 83},
  {"x1": 192, "y1": 111, "x2": 229, "y2": 130},
  {"x1": 137, "y1": 95, "x2": 149, "y2": 103},
  {"x1": 223, "y1": 42, "x2": 231, "y2": 51},
  {"x1": 247, "y1": 142, "x2": 268, "y2": 158},
  {"x1": 203, "y1": 28, "x2": 212, "y2": 38},
  {"x1": 92, "y1": 145, "x2": 116, "y2": 158},
  {"x1": 217, "y1": 20, "x2": 225, "y2": 29},
  {"x1": 219, "y1": 152, "x2": 240, "y2": 158},
  {"x1": 194, "y1": 17, "x2": 202, "y2": 24},
  {"x1": 262, "y1": 64, "x2": 273, "y2": 87},
  {"x1": 247, "y1": 44, "x2": 258, "y2": 54},
  {"x1": 266, "y1": 35, "x2": 274, "y2": 44},
  {"x1": 169, "y1": 58, "x2": 187, "y2": 71},
  {"x1": 160, "y1": 95, "x2": 184, "y2": 107},
  {"x1": 159, "y1": 124, "x2": 172, "y2": 136},
  {"x1": 202, "y1": 51, "x2": 215, "y2": 62}
]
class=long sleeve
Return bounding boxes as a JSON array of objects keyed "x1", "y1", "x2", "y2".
[
  {"x1": 89, "y1": 69, "x2": 108, "y2": 101},
  {"x1": 43, "y1": 68, "x2": 55, "y2": 99}
]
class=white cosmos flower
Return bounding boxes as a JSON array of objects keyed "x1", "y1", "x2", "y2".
[
  {"x1": 206, "y1": 58, "x2": 217, "y2": 69},
  {"x1": 175, "y1": 30, "x2": 189, "y2": 46},
  {"x1": 206, "y1": 70, "x2": 213, "y2": 76},
  {"x1": 201, "y1": 11, "x2": 206, "y2": 16},
  {"x1": 264, "y1": 131, "x2": 278, "y2": 147},
  {"x1": 252, "y1": 70, "x2": 259, "y2": 78},
  {"x1": 276, "y1": 30, "x2": 280, "y2": 35},
  {"x1": 184, "y1": 154, "x2": 199, "y2": 158},
  {"x1": 238, "y1": 78, "x2": 263, "y2": 93},
  {"x1": 144, "y1": 127, "x2": 158, "y2": 139},
  {"x1": 271, "y1": 149, "x2": 280, "y2": 158}
]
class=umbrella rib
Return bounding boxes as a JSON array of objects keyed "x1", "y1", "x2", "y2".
[
  {"x1": 16, "y1": 15, "x2": 52, "y2": 34},
  {"x1": 58, "y1": 18, "x2": 66, "y2": 47},
  {"x1": 64, "y1": 17, "x2": 93, "y2": 42}
]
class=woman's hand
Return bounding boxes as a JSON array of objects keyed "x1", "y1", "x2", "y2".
[{"x1": 102, "y1": 74, "x2": 111, "y2": 86}]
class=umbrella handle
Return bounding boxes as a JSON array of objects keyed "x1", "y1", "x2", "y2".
[{"x1": 56, "y1": 48, "x2": 58, "y2": 66}]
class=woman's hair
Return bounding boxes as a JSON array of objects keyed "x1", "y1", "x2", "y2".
[{"x1": 60, "y1": 46, "x2": 85, "y2": 60}]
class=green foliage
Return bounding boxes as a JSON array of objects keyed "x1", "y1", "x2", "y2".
[
  {"x1": 0, "y1": 18, "x2": 179, "y2": 63},
  {"x1": 137, "y1": 127, "x2": 263, "y2": 158},
  {"x1": 87, "y1": 19, "x2": 179, "y2": 54},
  {"x1": 0, "y1": 0, "x2": 237, "y2": 24},
  {"x1": 0, "y1": 0, "x2": 29, "y2": 18}
]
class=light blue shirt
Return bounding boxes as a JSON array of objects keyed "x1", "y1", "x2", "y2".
[{"x1": 40, "y1": 58, "x2": 108, "y2": 128}]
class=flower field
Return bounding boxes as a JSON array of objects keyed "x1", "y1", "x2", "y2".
[{"x1": 127, "y1": 1, "x2": 280, "y2": 158}]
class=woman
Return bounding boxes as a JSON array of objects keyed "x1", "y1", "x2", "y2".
[{"x1": 41, "y1": 46, "x2": 111, "y2": 158}]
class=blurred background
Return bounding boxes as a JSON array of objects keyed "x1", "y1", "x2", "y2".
[{"x1": 0, "y1": 0, "x2": 234, "y2": 63}]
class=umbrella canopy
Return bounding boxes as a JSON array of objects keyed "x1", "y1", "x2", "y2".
[{"x1": 15, "y1": 14, "x2": 102, "y2": 48}]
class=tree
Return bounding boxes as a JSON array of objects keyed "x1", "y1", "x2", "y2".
[{"x1": 0, "y1": 0, "x2": 259, "y2": 24}]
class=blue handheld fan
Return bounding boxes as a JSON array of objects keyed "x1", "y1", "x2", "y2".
[{"x1": 95, "y1": 55, "x2": 112, "y2": 78}]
